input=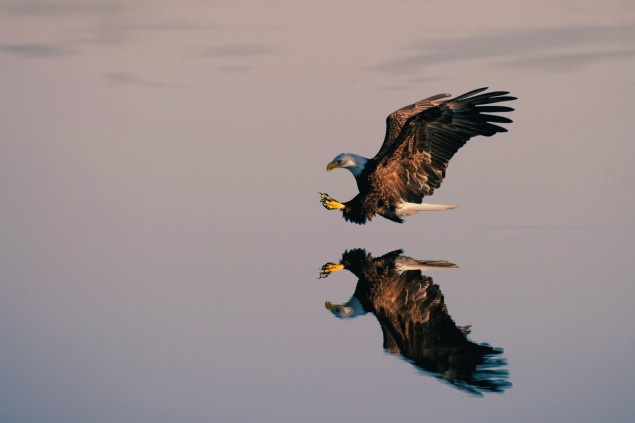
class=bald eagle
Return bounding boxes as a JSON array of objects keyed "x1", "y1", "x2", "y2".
[
  {"x1": 320, "y1": 87, "x2": 516, "y2": 224},
  {"x1": 320, "y1": 248, "x2": 511, "y2": 395}
]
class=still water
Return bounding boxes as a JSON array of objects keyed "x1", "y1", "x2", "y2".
[{"x1": 1, "y1": 1, "x2": 634, "y2": 422}]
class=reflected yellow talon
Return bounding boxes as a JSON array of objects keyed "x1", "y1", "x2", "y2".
[
  {"x1": 319, "y1": 262, "x2": 345, "y2": 278},
  {"x1": 319, "y1": 192, "x2": 345, "y2": 210}
]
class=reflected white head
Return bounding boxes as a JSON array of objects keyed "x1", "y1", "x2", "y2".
[{"x1": 325, "y1": 297, "x2": 367, "y2": 319}]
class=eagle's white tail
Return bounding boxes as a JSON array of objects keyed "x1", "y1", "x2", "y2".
[{"x1": 396, "y1": 202, "x2": 457, "y2": 217}]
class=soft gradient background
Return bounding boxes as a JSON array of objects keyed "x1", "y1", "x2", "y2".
[{"x1": 1, "y1": 0, "x2": 634, "y2": 422}]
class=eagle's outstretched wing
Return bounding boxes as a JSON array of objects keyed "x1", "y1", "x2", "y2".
[
  {"x1": 378, "y1": 92, "x2": 452, "y2": 157},
  {"x1": 371, "y1": 88, "x2": 516, "y2": 203}
]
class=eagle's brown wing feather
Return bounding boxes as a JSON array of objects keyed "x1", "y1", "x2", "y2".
[
  {"x1": 371, "y1": 88, "x2": 516, "y2": 203},
  {"x1": 378, "y1": 93, "x2": 452, "y2": 158}
]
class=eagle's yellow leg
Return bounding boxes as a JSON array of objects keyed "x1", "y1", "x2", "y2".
[
  {"x1": 319, "y1": 262, "x2": 345, "y2": 279},
  {"x1": 320, "y1": 193, "x2": 345, "y2": 210}
]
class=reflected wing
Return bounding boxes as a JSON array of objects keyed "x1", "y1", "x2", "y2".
[
  {"x1": 372, "y1": 88, "x2": 516, "y2": 202},
  {"x1": 378, "y1": 92, "x2": 452, "y2": 157},
  {"x1": 385, "y1": 271, "x2": 510, "y2": 395}
]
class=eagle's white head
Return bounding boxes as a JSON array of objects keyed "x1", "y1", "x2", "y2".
[{"x1": 326, "y1": 153, "x2": 369, "y2": 177}]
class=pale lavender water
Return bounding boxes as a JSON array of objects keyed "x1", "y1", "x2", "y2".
[{"x1": 1, "y1": 1, "x2": 634, "y2": 422}]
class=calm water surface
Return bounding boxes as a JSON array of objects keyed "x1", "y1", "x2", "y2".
[{"x1": 1, "y1": 1, "x2": 634, "y2": 422}]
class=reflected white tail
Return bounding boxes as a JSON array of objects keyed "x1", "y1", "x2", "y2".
[
  {"x1": 396, "y1": 202, "x2": 457, "y2": 217},
  {"x1": 395, "y1": 257, "x2": 458, "y2": 272}
]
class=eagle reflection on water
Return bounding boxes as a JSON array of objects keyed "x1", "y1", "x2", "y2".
[{"x1": 320, "y1": 249, "x2": 510, "y2": 395}]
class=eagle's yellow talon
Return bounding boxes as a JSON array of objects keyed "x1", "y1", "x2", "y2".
[
  {"x1": 319, "y1": 193, "x2": 345, "y2": 210},
  {"x1": 325, "y1": 200, "x2": 345, "y2": 210}
]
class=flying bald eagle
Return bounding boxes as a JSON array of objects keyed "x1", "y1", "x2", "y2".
[
  {"x1": 320, "y1": 249, "x2": 511, "y2": 395},
  {"x1": 320, "y1": 87, "x2": 516, "y2": 224}
]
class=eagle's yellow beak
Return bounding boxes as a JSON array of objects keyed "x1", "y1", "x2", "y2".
[{"x1": 326, "y1": 161, "x2": 338, "y2": 171}]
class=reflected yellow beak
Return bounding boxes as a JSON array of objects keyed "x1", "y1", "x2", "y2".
[
  {"x1": 326, "y1": 161, "x2": 338, "y2": 171},
  {"x1": 325, "y1": 301, "x2": 338, "y2": 311}
]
